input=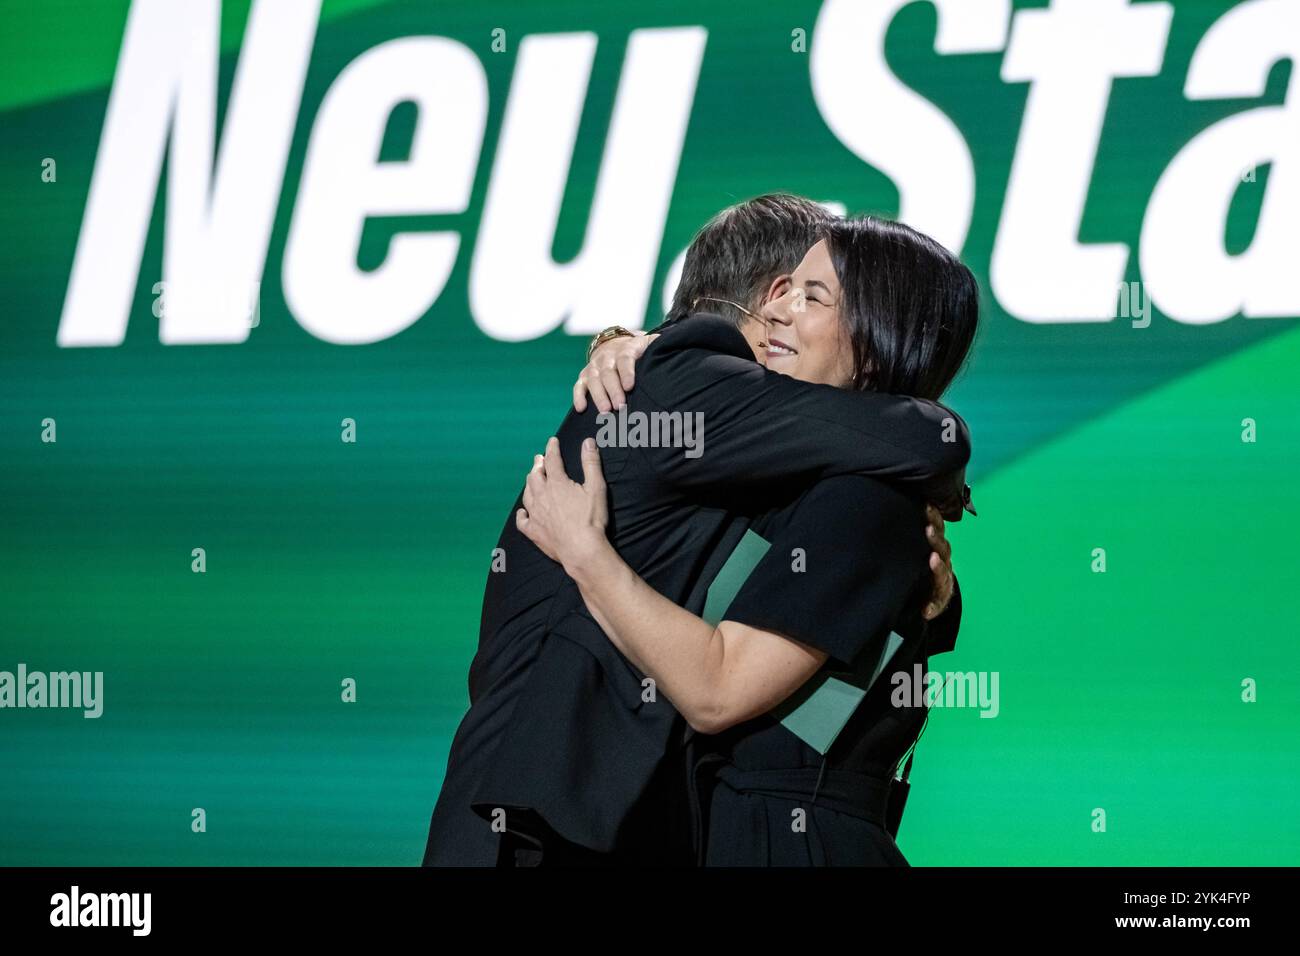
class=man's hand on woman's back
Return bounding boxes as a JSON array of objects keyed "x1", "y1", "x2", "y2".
[{"x1": 923, "y1": 504, "x2": 955, "y2": 621}]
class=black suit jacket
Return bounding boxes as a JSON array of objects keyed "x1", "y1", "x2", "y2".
[{"x1": 422, "y1": 314, "x2": 971, "y2": 865}]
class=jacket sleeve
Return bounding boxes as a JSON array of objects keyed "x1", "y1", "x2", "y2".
[{"x1": 630, "y1": 315, "x2": 974, "y2": 520}]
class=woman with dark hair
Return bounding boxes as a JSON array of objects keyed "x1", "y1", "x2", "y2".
[{"x1": 516, "y1": 216, "x2": 980, "y2": 865}]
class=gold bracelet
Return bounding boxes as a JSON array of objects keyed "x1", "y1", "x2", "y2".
[{"x1": 586, "y1": 325, "x2": 634, "y2": 363}]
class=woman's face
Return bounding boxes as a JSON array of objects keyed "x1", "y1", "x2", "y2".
[{"x1": 758, "y1": 239, "x2": 856, "y2": 389}]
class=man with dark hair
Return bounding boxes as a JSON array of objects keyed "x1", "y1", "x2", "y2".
[
  {"x1": 574, "y1": 194, "x2": 834, "y2": 414},
  {"x1": 666, "y1": 193, "x2": 835, "y2": 325},
  {"x1": 423, "y1": 194, "x2": 971, "y2": 866}
]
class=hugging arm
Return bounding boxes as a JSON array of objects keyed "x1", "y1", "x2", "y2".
[
  {"x1": 516, "y1": 439, "x2": 930, "y2": 734},
  {"x1": 573, "y1": 331, "x2": 659, "y2": 414},
  {"x1": 564, "y1": 551, "x2": 826, "y2": 735},
  {"x1": 585, "y1": 317, "x2": 972, "y2": 519},
  {"x1": 577, "y1": 317, "x2": 962, "y2": 616}
]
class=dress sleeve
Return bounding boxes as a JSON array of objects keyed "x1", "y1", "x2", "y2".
[
  {"x1": 719, "y1": 474, "x2": 934, "y2": 668},
  {"x1": 632, "y1": 315, "x2": 974, "y2": 520}
]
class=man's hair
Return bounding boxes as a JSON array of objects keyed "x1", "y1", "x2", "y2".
[
  {"x1": 664, "y1": 193, "x2": 834, "y2": 328},
  {"x1": 823, "y1": 216, "x2": 980, "y2": 402}
]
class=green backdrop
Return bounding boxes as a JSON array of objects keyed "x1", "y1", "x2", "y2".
[{"x1": 1, "y1": 0, "x2": 1296, "y2": 865}]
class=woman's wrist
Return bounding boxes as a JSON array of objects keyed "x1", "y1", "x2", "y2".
[{"x1": 561, "y1": 529, "x2": 616, "y2": 587}]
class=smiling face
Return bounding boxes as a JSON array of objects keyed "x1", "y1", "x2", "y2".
[{"x1": 756, "y1": 239, "x2": 856, "y2": 388}]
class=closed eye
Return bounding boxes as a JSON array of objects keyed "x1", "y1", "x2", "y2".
[{"x1": 802, "y1": 279, "x2": 834, "y2": 306}]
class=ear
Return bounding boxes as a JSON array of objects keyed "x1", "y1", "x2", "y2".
[{"x1": 760, "y1": 273, "x2": 791, "y2": 306}]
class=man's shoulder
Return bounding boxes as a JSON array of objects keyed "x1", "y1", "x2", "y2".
[{"x1": 645, "y1": 312, "x2": 753, "y2": 361}]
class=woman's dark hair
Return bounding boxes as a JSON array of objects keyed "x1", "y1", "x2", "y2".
[{"x1": 822, "y1": 216, "x2": 979, "y2": 401}]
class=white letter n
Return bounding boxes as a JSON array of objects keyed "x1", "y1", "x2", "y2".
[{"x1": 57, "y1": 0, "x2": 319, "y2": 346}]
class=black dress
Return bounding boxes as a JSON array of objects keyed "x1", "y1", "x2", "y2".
[{"x1": 689, "y1": 472, "x2": 961, "y2": 866}]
